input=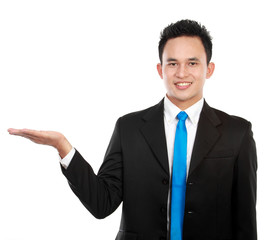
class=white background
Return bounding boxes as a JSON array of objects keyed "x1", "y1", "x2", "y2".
[{"x1": 0, "y1": 0, "x2": 265, "y2": 239}]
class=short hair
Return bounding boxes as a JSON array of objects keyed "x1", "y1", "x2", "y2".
[{"x1": 158, "y1": 19, "x2": 213, "y2": 64}]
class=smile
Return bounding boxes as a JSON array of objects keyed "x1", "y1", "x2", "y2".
[
  {"x1": 174, "y1": 82, "x2": 192, "y2": 90},
  {"x1": 175, "y1": 82, "x2": 192, "y2": 86}
]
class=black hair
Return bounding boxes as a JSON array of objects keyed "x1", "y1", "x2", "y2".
[{"x1": 158, "y1": 19, "x2": 213, "y2": 64}]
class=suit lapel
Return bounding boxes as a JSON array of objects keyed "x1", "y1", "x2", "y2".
[
  {"x1": 188, "y1": 101, "x2": 222, "y2": 177},
  {"x1": 139, "y1": 99, "x2": 222, "y2": 177},
  {"x1": 140, "y1": 99, "x2": 169, "y2": 175}
]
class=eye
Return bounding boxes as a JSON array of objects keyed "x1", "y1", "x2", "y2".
[
  {"x1": 188, "y1": 62, "x2": 197, "y2": 66},
  {"x1": 168, "y1": 63, "x2": 177, "y2": 67}
]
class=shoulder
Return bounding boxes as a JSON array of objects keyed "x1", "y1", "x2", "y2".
[
  {"x1": 204, "y1": 102, "x2": 252, "y2": 133},
  {"x1": 118, "y1": 99, "x2": 164, "y2": 125},
  {"x1": 212, "y1": 106, "x2": 250, "y2": 125}
]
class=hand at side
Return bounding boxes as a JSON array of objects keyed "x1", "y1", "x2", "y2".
[{"x1": 8, "y1": 128, "x2": 72, "y2": 158}]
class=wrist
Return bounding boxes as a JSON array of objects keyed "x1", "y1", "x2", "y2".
[{"x1": 55, "y1": 135, "x2": 72, "y2": 159}]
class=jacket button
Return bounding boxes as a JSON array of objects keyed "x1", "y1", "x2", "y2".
[
  {"x1": 187, "y1": 182, "x2": 194, "y2": 186},
  {"x1": 161, "y1": 207, "x2": 167, "y2": 216},
  {"x1": 161, "y1": 207, "x2": 167, "y2": 213},
  {"x1": 162, "y1": 178, "x2": 169, "y2": 185}
]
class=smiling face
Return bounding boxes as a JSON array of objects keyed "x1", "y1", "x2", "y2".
[{"x1": 157, "y1": 36, "x2": 215, "y2": 110}]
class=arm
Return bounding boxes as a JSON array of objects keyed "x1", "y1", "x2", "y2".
[
  {"x1": 232, "y1": 122, "x2": 257, "y2": 240},
  {"x1": 8, "y1": 120, "x2": 123, "y2": 219},
  {"x1": 61, "y1": 119, "x2": 123, "y2": 219}
]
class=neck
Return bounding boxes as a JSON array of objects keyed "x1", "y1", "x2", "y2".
[{"x1": 166, "y1": 95, "x2": 203, "y2": 110}]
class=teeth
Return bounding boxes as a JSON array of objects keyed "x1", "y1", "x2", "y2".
[{"x1": 176, "y1": 82, "x2": 191, "y2": 86}]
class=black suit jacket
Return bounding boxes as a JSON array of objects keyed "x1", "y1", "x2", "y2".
[{"x1": 62, "y1": 99, "x2": 257, "y2": 240}]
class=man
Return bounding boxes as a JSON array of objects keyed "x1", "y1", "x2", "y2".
[{"x1": 8, "y1": 20, "x2": 257, "y2": 240}]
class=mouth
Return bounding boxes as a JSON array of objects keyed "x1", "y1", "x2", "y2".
[{"x1": 174, "y1": 82, "x2": 192, "y2": 90}]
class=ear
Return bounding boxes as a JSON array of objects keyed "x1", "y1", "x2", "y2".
[
  {"x1": 206, "y1": 62, "x2": 215, "y2": 79},
  {"x1": 157, "y1": 63, "x2": 163, "y2": 79}
]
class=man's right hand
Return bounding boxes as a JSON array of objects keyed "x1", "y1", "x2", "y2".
[{"x1": 8, "y1": 128, "x2": 72, "y2": 159}]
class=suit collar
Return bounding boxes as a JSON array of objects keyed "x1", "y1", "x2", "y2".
[
  {"x1": 188, "y1": 101, "x2": 222, "y2": 176},
  {"x1": 142, "y1": 98, "x2": 164, "y2": 122},
  {"x1": 140, "y1": 99, "x2": 169, "y2": 175},
  {"x1": 201, "y1": 100, "x2": 221, "y2": 127}
]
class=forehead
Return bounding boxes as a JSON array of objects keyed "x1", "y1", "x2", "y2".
[{"x1": 162, "y1": 36, "x2": 206, "y2": 60}]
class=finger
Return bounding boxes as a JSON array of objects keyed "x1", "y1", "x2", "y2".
[
  {"x1": 9, "y1": 129, "x2": 50, "y2": 145},
  {"x1": 25, "y1": 136, "x2": 48, "y2": 144},
  {"x1": 8, "y1": 128, "x2": 29, "y2": 135},
  {"x1": 8, "y1": 128, "x2": 61, "y2": 147},
  {"x1": 8, "y1": 128, "x2": 41, "y2": 137},
  {"x1": 8, "y1": 128, "x2": 20, "y2": 134},
  {"x1": 8, "y1": 129, "x2": 43, "y2": 141},
  {"x1": 8, "y1": 128, "x2": 37, "y2": 139}
]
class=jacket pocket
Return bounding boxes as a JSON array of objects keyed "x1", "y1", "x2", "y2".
[
  {"x1": 205, "y1": 149, "x2": 234, "y2": 159},
  {"x1": 115, "y1": 230, "x2": 140, "y2": 240}
]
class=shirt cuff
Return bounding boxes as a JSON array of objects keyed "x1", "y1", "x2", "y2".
[{"x1": 59, "y1": 147, "x2": 76, "y2": 169}]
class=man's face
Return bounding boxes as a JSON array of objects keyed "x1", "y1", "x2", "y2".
[{"x1": 157, "y1": 36, "x2": 215, "y2": 110}]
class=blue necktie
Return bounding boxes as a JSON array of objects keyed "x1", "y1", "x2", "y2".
[{"x1": 170, "y1": 111, "x2": 188, "y2": 240}]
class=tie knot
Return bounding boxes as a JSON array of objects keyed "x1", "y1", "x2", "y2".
[{"x1": 177, "y1": 111, "x2": 188, "y2": 121}]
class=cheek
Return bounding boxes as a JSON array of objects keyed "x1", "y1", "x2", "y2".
[
  {"x1": 163, "y1": 78, "x2": 171, "y2": 88},
  {"x1": 163, "y1": 78, "x2": 174, "y2": 92},
  {"x1": 163, "y1": 68, "x2": 176, "y2": 80},
  {"x1": 192, "y1": 69, "x2": 207, "y2": 81}
]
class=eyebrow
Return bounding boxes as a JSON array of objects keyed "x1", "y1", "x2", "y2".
[
  {"x1": 188, "y1": 57, "x2": 200, "y2": 62},
  {"x1": 166, "y1": 57, "x2": 200, "y2": 62},
  {"x1": 166, "y1": 58, "x2": 178, "y2": 62}
]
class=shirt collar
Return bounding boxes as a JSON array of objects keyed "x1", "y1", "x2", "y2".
[{"x1": 164, "y1": 95, "x2": 204, "y2": 126}]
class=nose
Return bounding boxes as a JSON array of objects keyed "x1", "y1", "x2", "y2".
[{"x1": 175, "y1": 64, "x2": 187, "y2": 78}]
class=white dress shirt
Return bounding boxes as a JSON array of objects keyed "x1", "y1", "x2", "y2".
[
  {"x1": 164, "y1": 96, "x2": 204, "y2": 230},
  {"x1": 60, "y1": 96, "x2": 204, "y2": 230},
  {"x1": 60, "y1": 147, "x2": 75, "y2": 169},
  {"x1": 164, "y1": 96, "x2": 204, "y2": 178}
]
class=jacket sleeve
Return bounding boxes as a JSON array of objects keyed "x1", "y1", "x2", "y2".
[
  {"x1": 61, "y1": 118, "x2": 123, "y2": 219},
  {"x1": 232, "y1": 122, "x2": 257, "y2": 240}
]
